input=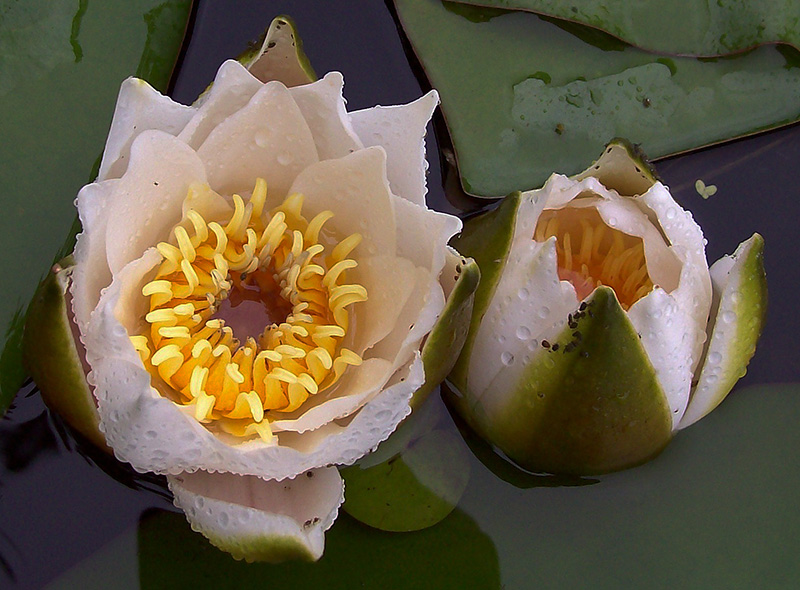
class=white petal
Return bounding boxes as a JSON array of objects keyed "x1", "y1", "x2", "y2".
[
  {"x1": 638, "y1": 182, "x2": 713, "y2": 364},
  {"x1": 680, "y1": 235, "x2": 765, "y2": 428},
  {"x1": 197, "y1": 80, "x2": 318, "y2": 198},
  {"x1": 287, "y1": 147, "x2": 397, "y2": 258},
  {"x1": 469, "y1": 237, "x2": 578, "y2": 410},
  {"x1": 368, "y1": 270, "x2": 445, "y2": 374},
  {"x1": 289, "y1": 72, "x2": 363, "y2": 160},
  {"x1": 72, "y1": 180, "x2": 118, "y2": 335},
  {"x1": 350, "y1": 90, "x2": 439, "y2": 206},
  {"x1": 467, "y1": 191, "x2": 578, "y2": 402},
  {"x1": 167, "y1": 467, "x2": 343, "y2": 562},
  {"x1": 349, "y1": 255, "x2": 418, "y2": 355},
  {"x1": 627, "y1": 288, "x2": 697, "y2": 428},
  {"x1": 392, "y1": 195, "x2": 461, "y2": 274},
  {"x1": 98, "y1": 78, "x2": 195, "y2": 181},
  {"x1": 178, "y1": 60, "x2": 263, "y2": 149},
  {"x1": 103, "y1": 130, "x2": 207, "y2": 276},
  {"x1": 269, "y1": 358, "x2": 393, "y2": 433}
]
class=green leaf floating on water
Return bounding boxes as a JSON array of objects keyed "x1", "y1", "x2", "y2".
[
  {"x1": 137, "y1": 508, "x2": 501, "y2": 589},
  {"x1": 0, "y1": 0, "x2": 193, "y2": 414},
  {"x1": 394, "y1": 0, "x2": 800, "y2": 197},
  {"x1": 449, "y1": 0, "x2": 800, "y2": 57}
]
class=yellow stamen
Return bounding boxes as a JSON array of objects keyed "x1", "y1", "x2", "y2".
[{"x1": 137, "y1": 179, "x2": 367, "y2": 440}]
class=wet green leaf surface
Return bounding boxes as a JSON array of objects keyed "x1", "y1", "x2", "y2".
[
  {"x1": 395, "y1": 0, "x2": 800, "y2": 197},
  {"x1": 450, "y1": 0, "x2": 800, "y2": 56},
  {"x1": 0, "y1": 0, "x2": 193, "y2": 413}
]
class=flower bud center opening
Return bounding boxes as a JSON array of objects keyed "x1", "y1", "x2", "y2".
[
  {"x1": 535, "y1": 207, "x2": 653, "y2": 309},
  {"x1": 129, "y1": 179, "x2": 367, "y2": 443}
]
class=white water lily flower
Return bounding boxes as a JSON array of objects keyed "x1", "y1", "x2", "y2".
[
  {"x1": 59, "y1": 59, "x2": 462, "y2": 561},
  {"x1": 449, "y1": 141, "x2": 766, "y2": 475}
]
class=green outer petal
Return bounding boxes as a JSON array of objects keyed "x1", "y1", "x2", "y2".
[
  {"x1": 449, "y1": 0, "x2": 800, "y2": 57},
  {"x1": 573, "y1": 137, "x2": 658, "y2": 195},
  {"x1": 412, "y1": 256, "x2": 480, "y2": 408},
  {"x1": 450, "y1": 287, "x2": 673, "y2": 475},
  {"x1": 449, "y1": 193, "x2": 521, "y2": 389},
  {"x1": 239, "y1": 16, "x2": 317, "y2": 86},
  {"x1": 680, "y1": 233, "x2": 767, "y2": 428},
  {"x1": 341, "y1": 429, "x2": 470, "y2": 532},
  {"x1": 22, "y1": 260, "x2": 109, "y2": 451}
]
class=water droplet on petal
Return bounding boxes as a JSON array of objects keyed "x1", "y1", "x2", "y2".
[
  {"x1": 516, "y1": 326, "x2": 531, "y2": 340},
  {"x1": 501, "y1": 352, "x2": 514, "y2": 366}
]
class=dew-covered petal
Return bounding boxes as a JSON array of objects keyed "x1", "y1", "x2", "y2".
[
  {"x1": 289, "y1": 72, "x2": 363, "y2": 160},
  {"x1": 99, "y1": 78, "x2": 195, "y2": 181},
  {"x1": 178, "y1": 60, "x2": 263, "y2": 149},
  {"x1": 467, "y1": 193, "x2": 578, "y2": 403},
  {"x1": 392, "y1": 195, "x2": 461, "y2": 274},
  {"x1": 103, "y1": 130, "x2": 208, "y2": 277},
  {"x1": 637, "y1": 182, "x2": 712, "y2": 344},
  {"x1": 269, "y1": 358, "x2": 393, "y2": 433},
  {"x1": 680, "y1": 234, "x2": 767, "y2": 429},
  {"x1": 287, "y1": 147, "x2": 397, "y2": 258},
  {"x1": 627, "y1": 288, "x2": 697, "y2": 427},
  {"x1": 72, "y1": 180, "x2": 118, "y2": 335},
  {"x1": 349, "y1": 90, "x2": 438, "y2": 207},
  {"x1": 167, "y1": 467, "x2": 343, "y2": 563},
  {"x1": 197, "y1": 80, "x2": 318, "y2": 198}
]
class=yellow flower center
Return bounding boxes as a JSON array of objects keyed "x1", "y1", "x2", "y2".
[
  {"x1": 534, "y1": 207, "x2": 654, "y2": 309},
  {"x1": 129, "y1": 179, "x2": 367, "y2": 443}
]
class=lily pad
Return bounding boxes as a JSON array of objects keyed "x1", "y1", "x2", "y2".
[
  {"x1": 394, "y1": 0, "x2": 800, "y2": 197},
  {"x1": 0, "y1": 0, "x2": 193, "y2": 414},
  {"x1": 450, "y1": 0, "x2": 800, "y2": 57}
]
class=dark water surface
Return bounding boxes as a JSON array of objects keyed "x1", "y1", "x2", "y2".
[{"x1": 2, "y1": 1, "x2": 799, "y2": 588}]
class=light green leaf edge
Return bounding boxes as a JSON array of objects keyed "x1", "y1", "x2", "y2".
[
  {"x1": 413, "y1": 255, "x2": 481, "y2": 408},
  {"x1": 449, "y1": 193, "x2": 521, "y2": 391},
  {"x1": 681, "y1": 233, "x2": 768, "y2": 428},
  {"x1": 450, "y1": 0, "x2": 800, "y2": 57},
  {"x1": 22, "y1": 259, "x2": 110, "y2": 451}
]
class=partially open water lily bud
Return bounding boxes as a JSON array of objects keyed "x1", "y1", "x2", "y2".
[
  {"x1": 23, "y1": 18, "x2": 478, "y2": 563},
  {"x1": 448, "y1": 140, "x2": 766, "y2": 475}
]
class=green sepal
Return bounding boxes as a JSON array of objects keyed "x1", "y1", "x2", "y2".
[
  {"x1": 22, "y1": 258, "x2": 109, "y2": 452},
  {"x1": 239, "y1": 16, "x2": 317, "y2": 86},
  {"x1": 412, "y1": 254, "x2": 480, "y2": 408},
  {"x1": 451, "y1": 287, "x2": 673, "y2": 475},
  {"x1": 573, "y1": 138, "x2": 658, "y2": 196},
  {"x1": 449, "y1": 193, "x2": 521, "y2": 389},
  {"x1": 681, "y1": 233, "x2": 767, "y2": 428}
]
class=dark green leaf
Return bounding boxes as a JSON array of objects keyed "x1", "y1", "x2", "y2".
[{"x1": 137, "y1": 508, "x2": 500, "y2": 589}]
